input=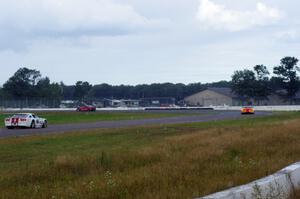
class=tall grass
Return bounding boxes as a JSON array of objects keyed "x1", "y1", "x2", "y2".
[
  {"x1": 1, "y1": 112, "x2": 300, "y2": 198},
  {"x1": 292, "y1": 190, "x2": 300, "y2": 199}
]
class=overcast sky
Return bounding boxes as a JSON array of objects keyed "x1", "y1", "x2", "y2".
[{"x1": 0, "y1": 0, "x2": 299, "y2": 85}]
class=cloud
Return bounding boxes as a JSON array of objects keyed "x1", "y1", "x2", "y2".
[
  {"x1": 274, "y1": 28, "x2": 300, "y2": 46},
  {"x1": 196, "y1": 0, "x2": 282, "y2": 31},
  {"x1": 0, "y1": 0, "x2": 154, "y2": 34},
  {"x1": 0, "y1": 0, "x2": 169, "y2": 50},
  {"x1": 275, "y1": 30, "x2": 299, "y2": 41}
]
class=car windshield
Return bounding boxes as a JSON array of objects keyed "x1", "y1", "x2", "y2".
[{"x1": 12, "y1": 114, "x2": 28, "y2": 118}]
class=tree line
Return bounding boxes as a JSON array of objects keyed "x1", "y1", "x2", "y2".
[
  {"x1": 0, "y1": 68, "x2": 62, "y2": 100},
  {"x1": 62, "y1": 80, "x2": 230, "y2": 101},
  {"x1": 0, "y1": 56, "x2": 299, "y2": 103},
  {"x1": 0, "y1": 67, "x2": 230, "y2": 101},
  {"x1": 231, "y1": 56, "x2": 300, "y2": 103}
]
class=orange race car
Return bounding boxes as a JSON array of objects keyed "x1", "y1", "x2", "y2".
[{"x1": 241, "y1": 106, "x2": 255, "y2": 114}]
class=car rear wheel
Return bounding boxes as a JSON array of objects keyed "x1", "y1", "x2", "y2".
[
  {"x1": 42, "y1": 121, "x2": 48, "y2": 128},
  {"x1": 30, "y1": 121, "x2": 36, "y2": 129}
]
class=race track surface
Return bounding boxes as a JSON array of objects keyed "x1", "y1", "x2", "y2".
[{"x1": 0, "y1": 111, "x2": 271, "y2": 138}]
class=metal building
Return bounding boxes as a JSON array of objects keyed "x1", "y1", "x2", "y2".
[{"x1": 184, "y1": 88, "x2": 240, "y2": 106}]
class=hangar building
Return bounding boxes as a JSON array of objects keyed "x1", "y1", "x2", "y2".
[
  {"x1": 184, "y1": 87, "x2": 300, "y2": 106},
  {"x1": 184, "y1": 87, "x2": 241, "y2": 106}
]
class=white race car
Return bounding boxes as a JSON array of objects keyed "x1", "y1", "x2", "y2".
[{"x1": 4, "y1": 113, "x2": 48, "y2": 129}]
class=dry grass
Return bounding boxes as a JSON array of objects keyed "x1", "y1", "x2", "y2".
[
  {"x1": 2, "y1": 113, "x2": 300, "y2": 198},
  {"x1": 292, "y1": 191, "x2": 300, "y2": 199}
]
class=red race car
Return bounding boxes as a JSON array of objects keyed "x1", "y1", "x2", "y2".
[
  {"x1": 76, "y1": 105, "x2": 96, "y2": 112},
  {"x1": 241, "y1": 106, "x2": 255, "y2": 114}
]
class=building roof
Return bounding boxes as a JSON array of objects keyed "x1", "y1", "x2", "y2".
[
  {"x1": 184, "y1": 87, "x2": 238, "y2": 100},
  {"x1": 206, "y1": 87, "x2": 238, "y2": 98},
  {"x1": 190, "y1": 87, "x2": 300, "y2": 99}
]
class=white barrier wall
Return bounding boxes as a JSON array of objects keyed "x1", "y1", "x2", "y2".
[
  {"x1": 214, "y1": 105, "x2": 300, "y2": 111},
  {"x1": 0, "y1": 107, "x2": 145, "y2": 112},
  {"x1": 197, "y1": 162, "x2": 300, "y2": 199},
  {"x1": 2, "y1": 106, "x2": 300, "y2": 112},
  {"x1": 0, "y1": 107, "x2": 211, "y2": 112}
]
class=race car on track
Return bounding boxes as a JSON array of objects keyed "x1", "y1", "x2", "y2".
[
  {"x1": 241, "y1": 106, "x2": 255, "y2": 114},
  {"x1": 76, "y1": 105, "x2": 96, "y2": 112},
  {"x1": 4, "y1": 113, "x2": 48, "y2": 129}
]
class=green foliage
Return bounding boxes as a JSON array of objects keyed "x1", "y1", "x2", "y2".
[
  {"x1": 231, "y1": 65, "x2": 271, "y2": 101},
  {"x1": 254, "y1": 65, "x2": 270, "y2": 81},
  {"x1": 86, "y1": 81, "x2": 231, "y2": 100},
  {"x1": 3, "y1": 67, "x2": 41, "y2": 98},
  {"x1": 273, "y1": 56, "x2": 300, "y2": 99},
  {"x1": 97, "y1": 152, "x2": 113, "y2": 169},
  {"x1": 231, "y1": 58, "x2": 298, "y2": 103},
  {"x1": 2, "y1": 67, "x2": 62, "y2": 102},
  {"x1": 3, "y1": 57, "x2": 300, "y2": 104},
  {"x1": 253, "y1": 65, "x2": 271, "y2": 100},
  {"x1": 1, "y1": 112, "x2": 300, "y2": 198},
  {"x1": 231, "y1": 69, "x2": 256, "y2": 100},
  {"x1": 74, "y1": 81, "x2": 92, "y2": 100},
  {"x1": 1, "y1": 67, "x2": 233, "y2": 102},
  {"x1": 0, "y1": 87, "x2": 4, "y2": 98}
]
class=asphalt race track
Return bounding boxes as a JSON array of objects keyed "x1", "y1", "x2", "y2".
[{"x1": 0, "y1": 111, "x2": 271, "y2": 138}]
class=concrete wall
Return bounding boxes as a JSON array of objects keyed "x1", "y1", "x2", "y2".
[
  {"x1": 214, "y1": 105, "x2": 300, "y2": 111},
  {"x1": 184, "y1": 90, "x2": 233, "y2": 106},
  {"x1": 3, "y1": 105, "x2": 300, "y2": 112},
  {"x1": 197, "y1": 162, "x2": 300, "y2": 199},
  {"x1": 0, "y1": 107, "x2": 146, "y2": 112}
]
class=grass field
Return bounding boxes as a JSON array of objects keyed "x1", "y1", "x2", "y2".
[
  {"x1": 1, "y1": 112, "x2": 300, "y2": 198},
  {"x1": 0, "y1": 111, "x2": 187, "y2": 127}
]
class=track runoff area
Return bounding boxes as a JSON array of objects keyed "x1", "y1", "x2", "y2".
[{"x1": 0, "y1": 109, "x2": 271, "y2": 138}]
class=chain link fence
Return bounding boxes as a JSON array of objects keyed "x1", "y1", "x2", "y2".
[{"x1": 0, "y1": 98, "x2": 61, "y2": 109}]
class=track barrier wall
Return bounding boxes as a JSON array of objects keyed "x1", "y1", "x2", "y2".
[
  {"x1": 214, "y1": 105, "x2": 300, "y2": 111},
  {"x1": 197, "y1": 162, "x2": 300, "y2": 199},
  {"x1": 2, "y1": 105, "x2": 300, "y2": 112}
]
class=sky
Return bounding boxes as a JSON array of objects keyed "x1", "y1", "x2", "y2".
[{"x1": 0, "y1": 0, "x2": 299, "y2": 85}]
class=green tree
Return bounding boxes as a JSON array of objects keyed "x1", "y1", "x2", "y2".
[
  {"x1": 205, "y1": 80, "x2": 231, "y2": 88},
  {"x1": 60, "y1": 82, "x2": 75, "y2": 100},
  {"x1": 0, "y1": 87, "x2": 4, "y2": 100},
  {"x1": 88, "y1": 84, "x2": 113, "y2": 99},
  {"x1": 49, "y1": 83, "x2": 63, "y2": 99},
  {"x1": 232, "y1": 66, "x2": 271, "y2": 104},
  {"x1": 231, "y1": 69, "x2": 256, "y2": 101},
  {"x1": 35, "y1": 77, "x2": 51, "y2": 98},
  {"x1": 3, "y1": 67, "x2": 41, "y2": 98},
  {"x1": 254, "y1": 65, "x2": 269, "y2": 81},
  {"x1": 273, "y1": 56, "x2": 299, "y2": 101},
  {"x1": 74, "y1": 81, "x2": 92, "y2": 101},
  {"x1": 253, "y1": 65, "x2": 271, "y2": 103},
  {"x1": 48, "y1": 83, "x2": 63, "y2": 107}
]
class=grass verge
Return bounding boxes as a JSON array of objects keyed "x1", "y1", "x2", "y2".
[{"x1": 1, "y1": 112, "x2": 300, "y2": 198}]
